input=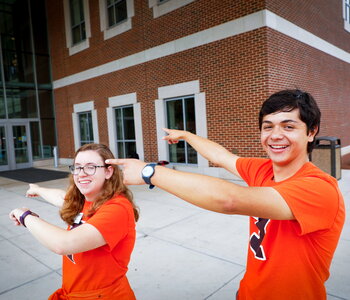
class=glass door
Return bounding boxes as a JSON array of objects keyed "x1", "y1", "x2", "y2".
[
  {"x1": 10, "y1": 122, "x2": 33, "y2": 169},
  {"x1": 12, "y1": 125, "x2": 30, "y2": 166},
  {"x1": 0, "y1": 126, "x2": 8, "y2": 170},
  {"x1": 0, "y1": 122, "x2": 33, "y2": 171}
]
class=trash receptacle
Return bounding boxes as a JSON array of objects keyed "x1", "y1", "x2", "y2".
[{"x1": 311, "y1": 136, "x2": 341, "y2": 180}]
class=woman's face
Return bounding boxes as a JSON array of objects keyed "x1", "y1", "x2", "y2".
[{"x1": 72, "y1": 150, "x2": 113, "y2": 201}]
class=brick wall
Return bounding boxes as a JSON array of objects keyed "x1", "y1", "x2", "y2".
[
  {"x1": 266, "y1": 0, "x2": 350, "y2": 52},
  {"x1": 48, "y1": 0, "x2": 350, "y2": 161},
  {"x1": 47, "y1": 0, "x2": 266, "y2": 80},
  {"x1": 266, "y1": 28, "x2": 350, "y2": 146},
  {"x1": 53, "y1": 27, "x2": 270, "y2": 160}
]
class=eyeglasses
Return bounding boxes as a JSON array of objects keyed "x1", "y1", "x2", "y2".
[{"x1": 69, "y1": 165, "x2": 107, "y2": 175}]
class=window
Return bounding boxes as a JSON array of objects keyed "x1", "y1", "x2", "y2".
[
  {"x1": 107, "y1": 0, "x2": 127, "y2": 28},
  {"x1": 148, "y1": 0, "x2": 195, "y2": 18},
  {"x1": 0, "y1": 89, "x2": 6, "y2": 119},
  {"x1": 155, "y1": 80, "x2": 208, "y2": 168},
  {"x1": 72, "y1": 101, "x2": 99, "y2": 150},
  {"x1": 0, "y1": 126, "x2": 7, "y2": 165},
  {"x1": 30, "y1": 121, "x2": 43, "y2": 159},
  {"x1": 69, "y1": 0, "x2": 86, "y2": 45},
  {"x1": 63, "y1": 0, "x2": 91, "y2": 55},
  {"x1": 6, "y1": 88, "x2": 38, "y2": 119},
  {"x1": 106, "y1": 92, "x2": 144, "y2": 160},
  {"x1": 115, "y1": 105, "x2": 138, "y2": 158},
  {"x1": 78, "y1": 111, "x2": 94, "y2": 145},
  {"x1": 99, "y1": 0, "x2": 134, "y2": 40},
  {"x1": 343, "y1": 0, "x2": 350, "y2": 32},
  {"x1": 166, "y1": 96, "x2": 197, "y2": 164}
]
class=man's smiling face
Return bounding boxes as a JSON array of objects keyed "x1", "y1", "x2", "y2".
[{"x1": 260, "y1": 108, "x2": 316, "y2": 167}]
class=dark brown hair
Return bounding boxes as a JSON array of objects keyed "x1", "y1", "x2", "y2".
[{"x1": 60, "y1": 143, "x2": 139, "y2": 225}]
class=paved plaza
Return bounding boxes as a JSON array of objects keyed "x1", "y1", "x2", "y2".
[{"x1": 0, "y1": 165, "x2": 349, "y2": 300}]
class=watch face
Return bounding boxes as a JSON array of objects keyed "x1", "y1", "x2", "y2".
[{"x1": 143, "y1": 166, "x2": 154, "y2": 177}]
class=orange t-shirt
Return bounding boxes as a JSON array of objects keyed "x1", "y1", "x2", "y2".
[
  {"x1": 236, "y1": 158, "x2": 345, "y2": 300},
  {"x1": 61, "y1": 194, "x2": 136, "y2": 295}
]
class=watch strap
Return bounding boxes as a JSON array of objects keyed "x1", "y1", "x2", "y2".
[
  {"x1": 20, "y1": 210, "x2": 39, "y2": 227},
  {"x1": 142, "y1": 161, "x2": 169, "y2": 189}
]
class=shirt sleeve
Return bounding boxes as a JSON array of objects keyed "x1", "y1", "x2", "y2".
[
  {"x1": 236, "y1": 157, "x2": 271, "y2": 186},
  {"x1": 273, "y1": 177, "x2": 340, "y2": 235},
  {"x1": 86, "y1": 197, "x2": 132, "y2": 251}
]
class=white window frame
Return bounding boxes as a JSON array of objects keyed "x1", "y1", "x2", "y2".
[
  {"x1": 148, "y1": 0, "x2": 195, "y2": 18},
  {"x1": 155, "y1": 80, "x2": 208, "y2": 167},
  {"x1": 77, "y1": 111, "x2": 95, "y2": 145},
  {"x1": 63, "y1": 0, "x2": 91, "y2": 56},
  {"x1": 343, "y1": 0, "x2": 350, "y2": 32},
  {"x1": 99, "y1": 0, "x2": 135, "y2": 40},
  {"x1": 165, "y1": 95, "x2": 197, "y2": 165},
  {"x1": 72, "y1": 101, "x2": 99, "y2": 150},
  {"x1": 106, "y1": 92, "x2": 144, "y2": 160}
]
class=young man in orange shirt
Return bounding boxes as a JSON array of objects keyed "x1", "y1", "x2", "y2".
[{"x1": 107, "y1": 89, "x2": 345, "y2": 299}]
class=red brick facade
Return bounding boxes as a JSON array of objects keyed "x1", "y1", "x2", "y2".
[{"x1": 46, "y1": 0, "x2": 350, "y2": 164}]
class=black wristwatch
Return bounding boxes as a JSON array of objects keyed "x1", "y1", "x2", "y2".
[{"x1": 141, "y1": 163, "x2": 157, "y2": 189}]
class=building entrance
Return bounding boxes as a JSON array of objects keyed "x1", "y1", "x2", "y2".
[{"x1": 0, "y1": 121, "x2": 33, "y2": 171}]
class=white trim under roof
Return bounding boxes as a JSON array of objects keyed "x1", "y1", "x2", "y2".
[
  {"x1": 148, "y1": 0, "x2": 195, "y2": 18},
  {"x1": 53, "y1": 9, "x2": 350, "y2": 89}
]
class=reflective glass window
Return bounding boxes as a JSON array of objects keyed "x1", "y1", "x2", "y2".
[
  {"x1": 70, "y1": 0, "x2": 86, "y2": 45},
  {"x1": 30, "y1": 121, "x2": 42, "y2": 159},
  {"x1": 0, "y1": 126, "x2": 8, "y2": 165},
  {"x1": 107, "y1": 0, "x2": 127, "y2": 28},
  {"x1": 166, "y1": 96, "x2": 197, "y2": 164},
  {"x1": 0, "y1": 0, "x2": 55, "y2": 163},
  {"x1": 0, "y1": 89, "x2": 6, "y2": 119},
  {"x1": 6, "y1": 88, "x2": 38, "y2": 118},
  {"x1": 115, "y1": 105, "x2": 137, "y2": 158},
  {"x1": 78, "y1": 111, "x2": 94, "y2": 145},
  {"x1": 1, "y1": 2, "x2": 34, "y2": 84}
]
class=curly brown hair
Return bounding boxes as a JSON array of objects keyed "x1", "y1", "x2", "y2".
[{"x1": 60, "y1": 144, "x2": 139, "y2": 225}]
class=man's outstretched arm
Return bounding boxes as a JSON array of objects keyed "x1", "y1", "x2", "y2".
[
  {"x1": 163, "y1": 128, "x2": 241, "y2": 178},
  {"x1": 106, "y1": 158, "x2": 294, "y2": 220}
]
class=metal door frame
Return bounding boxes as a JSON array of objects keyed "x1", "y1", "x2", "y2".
[{"x1": 0, "y1": 120, "x2": 33, "y2": 171}]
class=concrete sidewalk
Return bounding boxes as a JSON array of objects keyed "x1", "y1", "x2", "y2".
[{"x1": 0, "y1": 166, "x2": 349, "y2": 300}]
